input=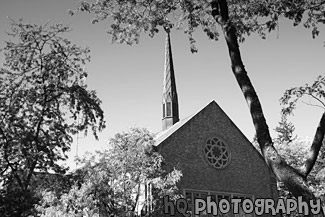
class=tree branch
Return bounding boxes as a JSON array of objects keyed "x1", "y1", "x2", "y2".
[
  {"x1": 0, "y1": 125, "x2": 24, "y2": 189},
  {"x1": 4, "y1": 153, "x2": 24, "y2": 190},
  {"x1": 302, "y1": 100, "x2": 325, "y2": 110},
  {"x1": 307, "y1": 93, "x2": 325, "y2": 108},
  {"x1": 212, "y1": 1, "x2": 323, "y2": 215},
  {"x1": 25, "y1": 47, "x2": 48, "y2": 189},
  {"x1": 212, "y1": 0, "x2": 273, "y2": 153},
  {"x1": 300, "y1": 111, "x2": 325, "y2": 177}
]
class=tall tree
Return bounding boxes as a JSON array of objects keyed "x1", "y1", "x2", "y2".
[
  {"x1": 0, "y1": 20, "x2": 105, "y2": 216},
  {"x1": 102, "y1": 127, "x2": 181, "y2": 216},
  {"x1": 70, "y1": 0, "x2": 325, "y2": 215},
  {"x1": 36, "y1": 127, "x2": 182, "y2": 217}
]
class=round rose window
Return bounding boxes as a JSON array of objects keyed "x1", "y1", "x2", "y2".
[{"x1": 204, "y1": 138, "x2": 231, "y2": 169}]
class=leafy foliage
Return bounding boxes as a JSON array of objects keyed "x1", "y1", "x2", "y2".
[
  {"x1": 36, "y1": 127, "x2": 182, "y2": 216},
  {"x1": 275, "y1": 115, "x2": 297, "y2": 144},
  {"x1": 0, "y1": 19, "x2": 105, "y2": 216},
  {"x1": 280, "y1": 75, "x2": 325, "y2": 117},
  {"x1": 36, "y1": 182, "x2": 103, "y2": 217},
  {"x1": 69, "y1": 0, "x2": 218, "y2": 52},
  {"x1": 276, "y1": 138, "x2": 325, "y2": 208},
  {"x1": 277, "y1": 74, "x2": 325, "y2": 214},
  {"x1": 70, "y1": 0, "x2": 325, "y2": 52},
  {"x1": 102, "y1": 128, "x2": 182, "y2": 214}
]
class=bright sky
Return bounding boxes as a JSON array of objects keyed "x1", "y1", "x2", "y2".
[{"x1": 1, "y1": 0, "x2": 324, "y2": 170}]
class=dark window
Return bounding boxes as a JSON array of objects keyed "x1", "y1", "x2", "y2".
[{"x1": 166, "y1": 102, "x2": 172, "y2": 117}]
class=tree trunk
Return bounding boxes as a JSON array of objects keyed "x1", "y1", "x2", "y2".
[
  {"x1": 300, "y1": 111, "x2": 325, "y2": 177},
  {"x1": 211, "y1": 0, "x2": 324, "y2": 216}
]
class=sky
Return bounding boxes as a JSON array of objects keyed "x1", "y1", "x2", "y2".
[{"x1": 0, "y1": 0, "x2": 324, "y2": 170}]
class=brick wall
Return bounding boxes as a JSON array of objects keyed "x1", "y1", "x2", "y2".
[{"x1": 156, "y1": 101, "x2": 278, "y2": 217}]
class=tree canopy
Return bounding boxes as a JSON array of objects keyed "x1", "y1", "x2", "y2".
[
  {"x1": 36, "y1": 127, "x2": 182, "y2": 217},
  {"x1": 0, "y1": 19, "x2": 105, "y2": 216},
  {"x1": 70, "y1": 0, "x2": 325, "y2": 52}
]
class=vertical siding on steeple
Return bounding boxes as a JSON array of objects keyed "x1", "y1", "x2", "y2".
[{"x1": 162, "y1": 29, "x2": 179, "y2": 131}]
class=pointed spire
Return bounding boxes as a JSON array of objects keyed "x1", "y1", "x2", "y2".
[{"x1": 162, "y1": 29, "x2": 179, "y2": 131}]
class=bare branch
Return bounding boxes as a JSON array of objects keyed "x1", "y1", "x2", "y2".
[
  {"x1": 302, "y1": 100, "x2": 325, "y2": 110},
  {"x1": 307, "y1": 93, "x2": 325, "y2": 108}
]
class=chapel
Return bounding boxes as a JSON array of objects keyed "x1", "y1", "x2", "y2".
[{"x1": 151, "y1": 30, "x2": 279, "y2": 217}]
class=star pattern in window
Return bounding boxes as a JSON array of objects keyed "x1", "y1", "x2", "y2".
[{"x1": 204, "y1": 137, "x2": 231, "y2": 169}]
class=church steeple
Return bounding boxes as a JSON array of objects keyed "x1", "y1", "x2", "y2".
[{"x1": 162, "y1": 28, "x2": 179, "y2": 131}]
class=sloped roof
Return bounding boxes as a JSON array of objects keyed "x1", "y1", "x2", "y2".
[
  {"x1": 154, "y1": 100, "x2": 215, "y2": 145},
  {"x1": 154, "y1": 100, "x2": 271, "y2": 166}
]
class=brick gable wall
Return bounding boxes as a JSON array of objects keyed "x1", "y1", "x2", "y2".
[{"x1": 156, "y1": 102, "x2": 278, "y2": 217}]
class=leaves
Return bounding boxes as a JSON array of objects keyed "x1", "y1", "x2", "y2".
[
  {"x1": 100, "y1": 127, "x2": 181, "y2": 214},
  {"x1": 36, "y1": 127, "x2": 182, "y2": 216},
  {"x1": 277, "y1": 76, "x2": 325, "y2": 210},
  {"x1": 0, "y1": 19, "x2": 105, "y2": 215},
  {"x1": 71, "y1": 0, "x2": 325, "y2": 52},
  {"x1": 70, "y1": 0, "x2": 217, "y2": 52},
  {"x1": 275, "y1": 115, "x2": 297, "y2": 144},
  {"x1": 275, "y1": 138, "x2": 325, "y2": 202},
  {"x1": 280, "y1": 75, "x2": 325, "y2": 116}
]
